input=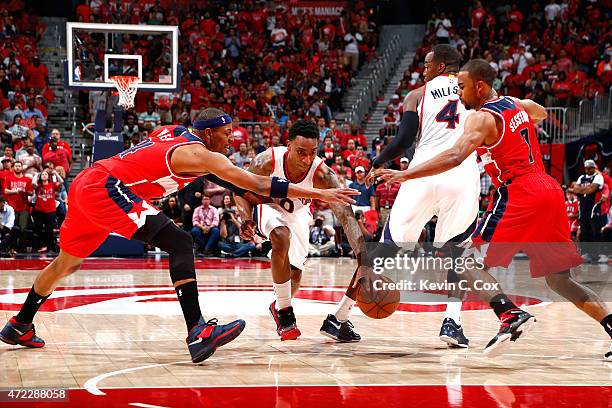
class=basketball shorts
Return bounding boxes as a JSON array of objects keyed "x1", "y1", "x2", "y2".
[
  {"x1": 254, "y1": 204, "x2": 310, "y2": 269},
  {"x1": 471, "y1": 173, "x2": 583, "y2": 277},
  {"x1": 382, "y1": 160, "x2": 480, "y2": 248},
  {"x1": 59, "y1": 165, "x2": 160, "y2": 258}
]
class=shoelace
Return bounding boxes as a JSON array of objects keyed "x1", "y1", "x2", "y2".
[
  {"x1": 206, "y1": 318, "x2": 218, "y2": 326},
  {"x1": 345, "y1": 320, "x2": 354, "y2": 329},
  {"x1": 278, "y1": 308, "x2": 296, "y2": 327}
]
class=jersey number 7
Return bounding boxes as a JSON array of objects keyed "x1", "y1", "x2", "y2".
[{"x1": 435, "y1": 100, "x2": 460, "y2": 129}]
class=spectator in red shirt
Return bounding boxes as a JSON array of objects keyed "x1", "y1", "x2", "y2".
[
  {"x1": 187, "y1": 79, "x2": 208, "y2": 119},
  {"x1": 375, "y1": 180, "x2": 400, "y2": 227},
  {"x1": 565, "y1": 189, "x2": 579, "y2": 241},
  {"x1": 556, "y1": 49, "x2": 572, "y2": 74},
  {"x1": 348, "y1": 125, "x2": 368, "y2": 149},
  {"x1": 32, "y1": 169, "x2": 62, "y2": 252},
  {"x1": 231, "y1": 117, "x2": 249, "y2": 151},
  {"x1": 25, "y1": 56, "x2": 48, "y2": 90},
  {"x1": 507, "y1": 4, "x2": 524, "y2": 34},
  {"x1": 3, "y1": 160, "x2": 32, "y2": 233},
  {"x1": 349, "y1": 145, "x2": 369, "y2": 171},
  {"x1": 597, "y1": 55, "x2": 612, "y2": 87},
  {"x1": 471, "y1": 1, "x2": 487, "y2": 29},
  {"x1": 342, "y1": 138, "x2": 357, "y2": 161},
  {"x1": 331, "y1": 155, "x2": 353, "y2": 180},
  {"x1": 552, "y1": 71, "x2": 571, "y2": 106},
  {"x1": 42, "y1": 129, "x2": 72, "y2": 176},
  {"x1": 42, "y1": 139, "x2": 71, "y2": 179}
]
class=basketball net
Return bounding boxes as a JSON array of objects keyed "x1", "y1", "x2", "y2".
[{"x1": 110, "y1": 75, "x2": 139, "y2": 110}]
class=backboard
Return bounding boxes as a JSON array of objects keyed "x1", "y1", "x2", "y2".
[{"x1": 66, "y1": 22, "x2": 180, "y2": 92}]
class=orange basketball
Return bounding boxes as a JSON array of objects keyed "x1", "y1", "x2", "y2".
[{"x1": 356, "y1": 275, "x2": 400, "y2": 319}]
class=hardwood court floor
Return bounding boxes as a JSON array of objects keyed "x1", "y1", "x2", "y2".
[{"x1": 0, "y1": 257, "x2": 610, "y2": 407}]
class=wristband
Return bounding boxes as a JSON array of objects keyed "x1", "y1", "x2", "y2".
[{"x1": 270, "y1": 176, "x2": 290, "y2": 198}]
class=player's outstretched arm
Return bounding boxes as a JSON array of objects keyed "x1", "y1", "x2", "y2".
[
  {"x1": 171, "y1": 144, "x2": 359, "y2": 206},
  {"x1": 366, "y1": 87, "x2": 424, "y2": 186},
  {"x1": 371, "y1": 111, "x2": 496, "y2": 184}
]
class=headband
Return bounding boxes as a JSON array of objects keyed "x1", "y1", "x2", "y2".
[{"x1": 192, "y1": 114, "x2": 233, "y2": 130}]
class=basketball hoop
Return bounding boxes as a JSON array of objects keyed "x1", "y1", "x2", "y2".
[{"x1": 110, "y1": 75, "x2": 139, "y2": 109}]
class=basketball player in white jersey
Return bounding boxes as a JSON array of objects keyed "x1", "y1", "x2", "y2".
[
  {"x1": 366, "y1": 44, "x2": 480, "y2": 347},
  {"x1": 235, "y1": 120, "x2": 369, "y2": 342}
]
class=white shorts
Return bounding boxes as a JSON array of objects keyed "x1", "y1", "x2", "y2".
[
  {"x1": 382, "y1": 162, "x2": 480, "y2": 247},
  {"x1": 255, "y1": 204, "x2": 310, "y2": 269}
]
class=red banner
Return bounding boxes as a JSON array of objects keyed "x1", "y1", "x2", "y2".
[
  {"x1": 538, "y1": 143, "x2": 565, "y2": 184},
  {"x1": 290, "y1": 1, "x2": 348, "y2": 16}
]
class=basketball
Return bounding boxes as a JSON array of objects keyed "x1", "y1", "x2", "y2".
[{"x1": 356, "y1": 275, "x2": 400, "y2": 319}]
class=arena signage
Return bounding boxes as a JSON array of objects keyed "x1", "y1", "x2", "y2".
[{"x1": 290, "y1": 1, "x2": 347, "y2": 16}]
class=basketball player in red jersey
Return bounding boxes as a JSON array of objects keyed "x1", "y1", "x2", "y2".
[
  {"x1": 373, "y1": 60, "x2": 612, "y2": 360},
  {"x1": 0, "y1": 108, "x2": 359, "y2": 364}
]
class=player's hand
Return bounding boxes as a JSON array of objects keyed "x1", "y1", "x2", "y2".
[
  {"x1": 365, "y1": 167, "x2": 377, "y2": 187},
  {"x1": 240, "y1": 219, "x2": 257, "y2": 241},
  {"x1": 316, "y1": 187, "x2": 360, "y2": 206},
  {"x1": 353, "y1": 265, "x2": 378, "y2": 296},
  {"x1": 371, "y1": 168, "x2": 410, "y2": 184}
]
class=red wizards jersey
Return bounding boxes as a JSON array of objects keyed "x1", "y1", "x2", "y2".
[
  {"x1": 476, "y1": 97, "x2": 545, "y2": 187},
  {"x1": 96, "y1": 125, "x2": 204, "y2": 200}
]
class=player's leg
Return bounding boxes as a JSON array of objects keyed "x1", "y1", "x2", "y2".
[
  {"x1": 434, "y1": 169, "x2": 480, "y2": 348},
  {"x1": 0, "y1": 250, "x2": 85, "y2": 348},
  {"x1": 267, "y1": 226, "x2": 301, "y2": 340},
  {"x1": 134, "y1": 213, "x2": 245, "y2": 363},
  {"x1": 290, "y1": 266, "x2": 302, "y2": 297},
  {"x1": 320, "y1": 266, "x2": 361, "y2": 342}
]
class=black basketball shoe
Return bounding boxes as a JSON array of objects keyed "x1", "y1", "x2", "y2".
[
  {"x1": 439, "y1": 317, "x2": 469, "y2": 348},
  {"x1": 269, "y1": 301, "x2": 301, "y2": 341},
  {"x1": 605, "y1": 343, "x2": 611, "y2": 362},
  {"x1": 320, "y1": 314, "x2": 361, "y2": 342},
  {"x1": 484, "y1": 309, "x2": 536, "y2": 357}
]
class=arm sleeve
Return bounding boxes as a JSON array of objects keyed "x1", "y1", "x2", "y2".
[{"x1": 372, "y1": 111, "x2": 419, "y2": 168}]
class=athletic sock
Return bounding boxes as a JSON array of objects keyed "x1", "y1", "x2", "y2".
[
  {"x1": 14, "y1": 286, "x2": 50, "y2": 324},
  {"x1": 273, "y1": 280, "x2": 292, "y2": 310},
  {"x1": 175, "y1": 281, "x2": 203, "y2": 332},
  {"x1": 444, "y1": 298, "x2": 462, "y2": 324},
  {"x1": 601, "y1": 314, "x2": 612, "y2": 339},
  {"x1": 489, "y1": 294, "x2": 518, "y2": 319},
  {"x1": 334, "y1": 295, "x2": 356, "y2": 322}
]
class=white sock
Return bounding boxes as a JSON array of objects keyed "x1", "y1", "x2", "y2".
[
  {"x1": 273, "y1": 280, "x2": 291, "y2": 310},
  {"x1": 444, "y1": 298, "x2": 462, "y2": 324},
  {"x1": 334, "y1": 295, "x2": 356, "y2": 322}
]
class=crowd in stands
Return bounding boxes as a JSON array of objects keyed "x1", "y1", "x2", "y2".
[
  {"x1": 394, "y1": 0, "x2": 611, "y2": 110},
  {"x1": 0, "y1": 2, "x2": 74, "y2": 256}
]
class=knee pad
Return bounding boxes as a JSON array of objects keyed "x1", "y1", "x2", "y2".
[{"x1": 134, "y1": 215, "x2": 196, "y2": 283}]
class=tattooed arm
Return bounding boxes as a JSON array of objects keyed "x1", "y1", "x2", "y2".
[
  {"x1": 314, "y1": 164, "x2": 366, "y2": 260},
  {"x1": 234, "y1": 148, "x2": 274, "y2": 240}
]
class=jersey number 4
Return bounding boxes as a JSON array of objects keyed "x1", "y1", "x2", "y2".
[{"x1": 435, "y1": 100, "x2": 460, "y2": 129}]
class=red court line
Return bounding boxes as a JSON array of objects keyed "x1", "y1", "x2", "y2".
[
  {"x1": 3, "y1": 385, "x2": 610, "y2": 408},
  {"x1": 0, "y1": 258, "x2": 270, "y2": 271}
]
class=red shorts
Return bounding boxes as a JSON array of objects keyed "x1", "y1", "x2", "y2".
[
  {"x1": 472, "y1": 173, "x2": 583, "y2": 277},
  {"x1": 59, "y1": 165, "x2": 159, "y2": 258}
]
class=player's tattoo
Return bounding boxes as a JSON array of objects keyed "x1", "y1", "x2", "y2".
[
  {"x1": 234, "y1": 149, "x2": 273, "y2": 223},
  {"x1": 247, "y1": 148, "x2": 273, "y2": 176},
  {"x1": 315, "y1": 165, "x2": 366, "y2": 257}
]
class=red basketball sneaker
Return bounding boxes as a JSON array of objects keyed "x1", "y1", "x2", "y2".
[
  {"x1": 0, "y1": 317, "x2": 45, "y2": 348},
  {"x1": 269, "y1": 301, "x2": 301, "y2": 341}
]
